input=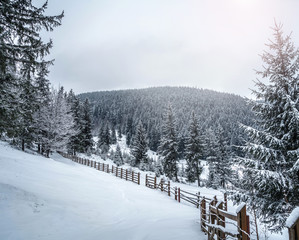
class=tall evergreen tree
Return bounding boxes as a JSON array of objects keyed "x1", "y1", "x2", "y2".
[
  {"x1": 113, "y1": 144, "x2": 123, "y2": 166},
  {"x1": 33, "y1": 66, "x2": 51, "y2": 154},
  {"x1": 158, "y1": 105, "x2": 179, "y2": 181},
  {"x1": 66, "y1": 90, "x2": 81, "y2": 155},
  {"x1": 215, "y1": 125, "x2": 232, "y2": 189},
  {"x1": 205, "y1": 127, "x2": 220, "y2": 189},
  {"x1": 125, "y1": 117, "x2": 133, "y2": 146},
  {"x1": 97, "y1": 123, "x2": 110, "y2": 154},
  {"x1": 80, "y1": 99, "x2": 93, "y2": 152},
  {"x1": 37, "y1": 87, "x2": 76, "y2": 157},
  {"x1": 185, "y1": 112, "x2": 204, "y2": 186},
  {"x1": 233, "y1": 22, "x2": 299, "y2": 232},
  {"x1": 131, "y1": 121, "x2": 148, "y2": 168},
  {"x1": 206, "y1": 126, "x2": 231, "y2": 189},
  {"x1": 17, "y1": 77, "x2": 37, "y2": 150},
  {"x1": 110, "y1": 124, "x2": 117, "y2": 144},
  {"x1": 0, "y1": 1, "x2": 63, "y2": 143}
]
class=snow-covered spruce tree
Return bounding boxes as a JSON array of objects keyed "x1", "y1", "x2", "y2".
[
  {"x1": 113, "y1": 144, "x2": 123, "y2": 166},
  {"x1": 205, "y1": 127, "x2": 220, "y2": 189},
  {"x1": 80, "y1": 99, "x2": 93, "y2": 152},
  {"x1": 185, "y1": 112, "x2": 204, "y2": 186},
  {"x1": 130, "y1": 121, "x2": 148, "y2": 168},
  {"x1": 66, "y1": 90, "x2": 82, "y2": 155},
  {"x1": 117, "y1": 125, "x2": 122, "y2": 139},
  {"x1": 33, "y1": 66, "x2": 51, "y2": 154},
  {"x1": 0, "y1": 1, "x2": 63, "y2": 142},
  {"x1": 16, "y1": 76, "x2": 38, "y2": 150},
  {"x1": 38, "y1": 87, "x2": 76, "y2": 157},
  {"x1": 110, "y1": 124, "x2": 117, "y2": 144},
  {"x1": 158, "y1": 105, "x2": 179, "y2": 181},
  {"x1": 97, "y1": 123, "x2": 110, "y2": 154},
  {"x1": 206, "y1": 126, "x2": 232, "y2": 189},
  {"x1": 233, "y1": 22, "x2": 299, "y2": 232},
  {"x1": 125, "y1": 117, "x2": 133, "y2": 146},
  {"x1": 215, "y1": 125, "x2": 232, "y2": 189}
]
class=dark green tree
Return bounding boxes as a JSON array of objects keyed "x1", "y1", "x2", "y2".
[
  {"x1": 233, "y1": 22, "x2": 299, "y2": 232},
  {"x1": 0, "y1": 0, "x2": 63, "y2": 146},
  {"x1": 185, "y1": 112, "x2": 204, "y2": 186},
  {"x1": 131, "y1": 121, "x2": 148, "y2": 168},
  {"x1": 80, "y1": 99, "x2": 93, "y2": 152},
  {"x1": 158, "y1": 105, "x2": 179, "y2": 181}
]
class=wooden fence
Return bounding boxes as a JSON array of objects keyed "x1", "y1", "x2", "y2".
[
  {"x1": 112, "y1": 166, "x2": 140, "y2": 185},
  {"x1": 59, "y1": 151, "x2": 299, "y2": 240},
  {"x1": 60, "y1": 152, "x2": 252, "y2": 240},
  {"x1": 145, "y1": 174, "x2": 250, "y2": 240},
  {"x1": 58, "y1": 152, "x2": 140, "y2": 185}
]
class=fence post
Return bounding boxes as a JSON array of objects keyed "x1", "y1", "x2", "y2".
[
  {"x1": 97, "y1": 163, "x2": 100, "y2": 171},
  {"x1": 175, "y1": 187, "x2": 177, "y2": 201},
  {"x1": 178, "y1": 188, "x2": 180, "y2": 203},
  {"x1": 126, "y1": 169, "x2": 128, "y2": 181},
  {"x1": 224, "y1": 192, "x2": 228, "y2": 211},
  {"x1": 145, "y1": 174, "x2": 148, "y2": 186},
  {"x1": 168, "y1": 181, "x2": 170, "y2": 196},
  {"x1": 112, "y1": 165, "x2": 114, "y2": 174},
  {"x1": 201, "y1": 197, "x2": 206, "y2": 232},
  {"x1": 116, "y1": 167, "x2": 118, "y2": 177},
  {"x1": 138, "y1": 172, "x2": 140, "y2": 185},
  {"x1": 237, "y1": 204, "x2": 250, "y2": 240},
  {"x1": 154, "y1": 176, "x2": 157, "y2": 189},
  {"x1": 197, "y1": 192, "x2": 200, "y2": 208},
  {"x1": 102, "y1": 163, "x2": 104, "y2": 171},
  {"x1": 217, "y1": 201, "x2": 225, "y2": 240},
  {"x1": 94, "y1": 161, "x2": 97, "y2": 169},
  {"x1": 161, "y1": 179, "x2": 164, "y2": 192},
  {"x1": 107, "y1": 164, "x2": 110, "y2": 173},
  {"x1": 121, "y1": 168, "x2": 123, "y2": 179},
  {"x1": 132, "y1": 171, "x2": 134, "y2": 182}
]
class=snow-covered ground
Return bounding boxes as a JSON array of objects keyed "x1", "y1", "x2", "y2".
[
  {"x1": 0, "y1": 141, "x2": 288, "y2": 240},
  {"x1": 0, "y1": 141, "x2": 204, "y2": 240}
]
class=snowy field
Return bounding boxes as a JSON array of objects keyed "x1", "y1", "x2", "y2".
[
  {"x1": 0, "y1": 141, "x2": 288, "y2": 240},
  {"x1": 0, "y1": 141, "x2": 204, "y2": 240}
]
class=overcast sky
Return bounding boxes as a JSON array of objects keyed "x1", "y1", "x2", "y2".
[{"x1": 38, "y1": 0, "x2": 299, "y2": 97}]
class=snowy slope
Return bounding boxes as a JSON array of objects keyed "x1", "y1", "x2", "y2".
[{"x1": 0, "y1": 141, "x2": 204, "y2": 240}]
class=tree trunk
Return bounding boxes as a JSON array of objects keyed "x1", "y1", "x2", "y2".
[
  {"x1": 196, "y1": 163, "x2": 201, "y2": 187},
  {"x1": 38, "y1": 144, "x2": 40, "y2": 153},
  {"x1": 22, "y1": 139, "x2": 25, "y2": 151},
  {"x1": 253, "y1": 207, "x2": 260, "y2": 240}
]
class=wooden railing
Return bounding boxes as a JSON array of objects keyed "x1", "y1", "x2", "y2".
[
  {"x1": 146, "y1": 175, "x2": 217, "y2": 209},
  {"x1": 58, "y1": 152, "x2": 140, "y2": 185},
  {"x1": 201, "y1": 198, "x2": 250, "y2": 240},
  {"x1": 145, "y1": 175, "x2": 251, "y2": 239},
  {"x1": 60, "y1": 152, "x2": 251, "y2": 240},
  {"x1": 112, "y1": 166, "x2": 140, "y2": 185}
]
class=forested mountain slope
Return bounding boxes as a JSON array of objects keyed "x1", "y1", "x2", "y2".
[{"x1": 78, "y1": 87, "x2": 254, "y2": 155}]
